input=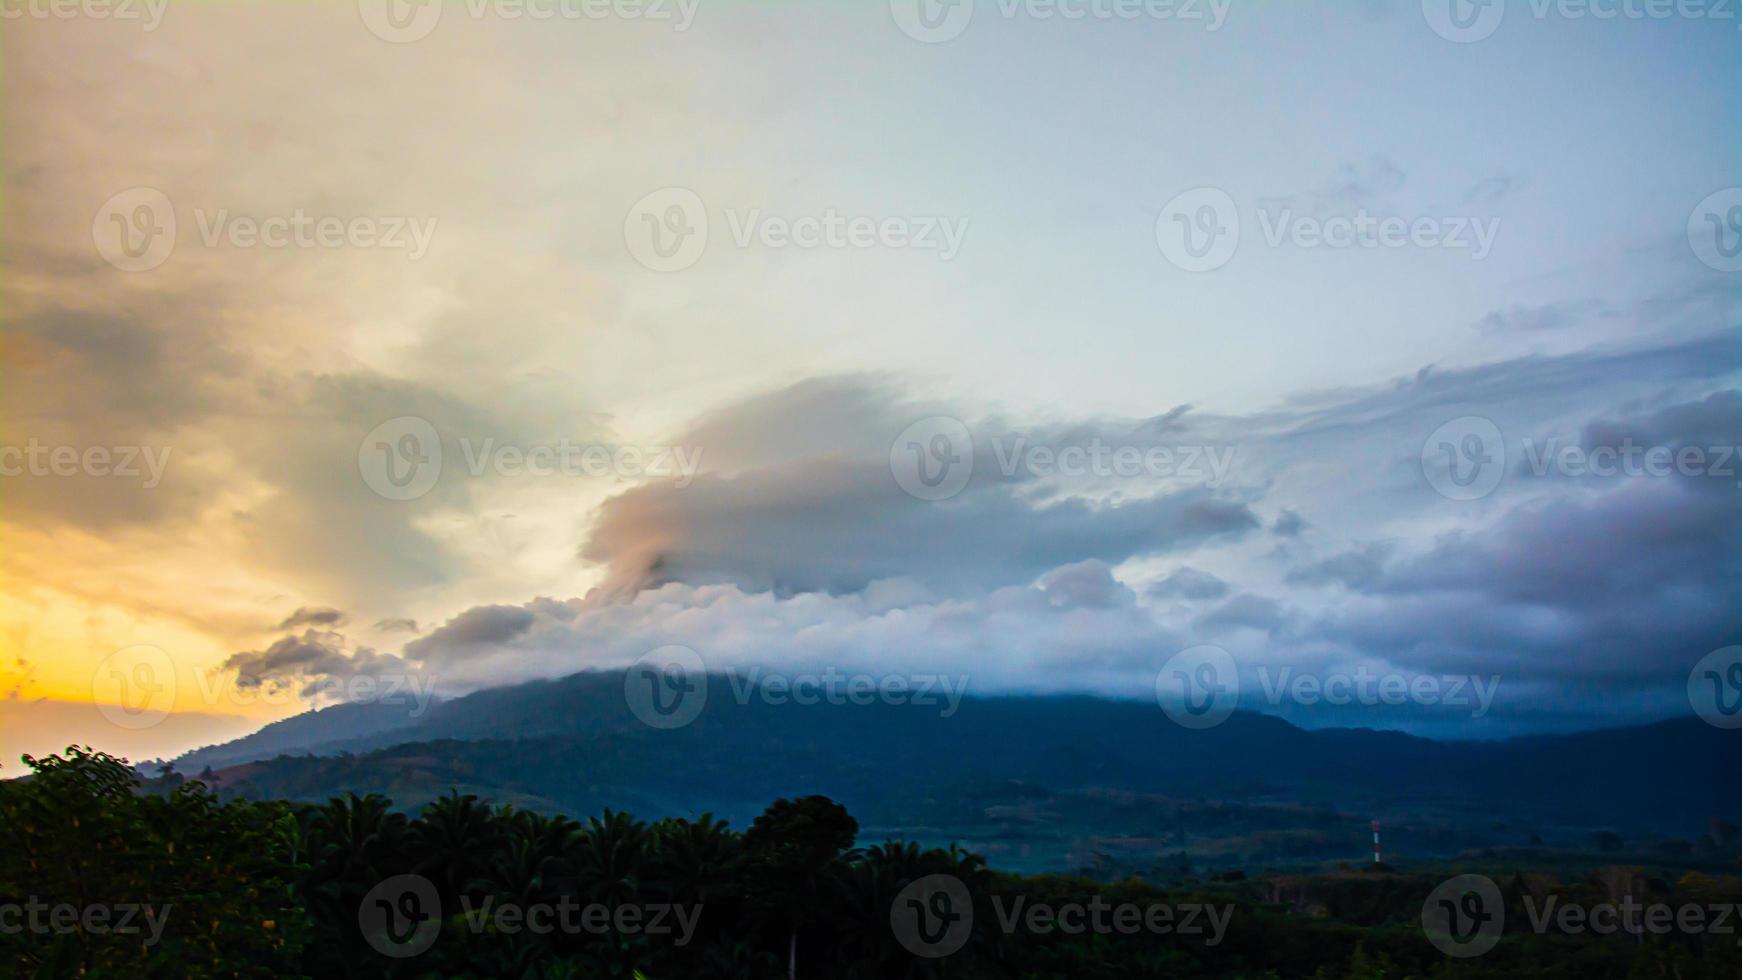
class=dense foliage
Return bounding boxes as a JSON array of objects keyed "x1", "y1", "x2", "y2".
[{"x1": 2, "y1": 748, "x2": 1739, "y2": 979}]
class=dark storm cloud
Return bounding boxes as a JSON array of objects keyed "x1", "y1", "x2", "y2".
[
  {"x1": 217, "y1": 332, "x2": 1742, "y2": 734},
  {"x1": 582, "y1": 461, "x2": 1259, "y2": 597},
  {"x1": 222, "y1": 629, "x2": 416, "y2": 698},
  {"x1": 404, "y1": 604, "x2": 539, "y2": 664},
  {"x1": 1306, "y1": 478, "x2": 1740, "y2": 683}
]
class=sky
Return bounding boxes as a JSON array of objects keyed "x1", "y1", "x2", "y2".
[{"x1": 1, "y1": 0, "x2": 1739, "y2": 766}]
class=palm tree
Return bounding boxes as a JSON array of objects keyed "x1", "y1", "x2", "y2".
[
  {"x1": 742, "y1": 796, "x2": 859, "y2": 980},
  {"x1": 410, "y1": 791, "x2": 502, "y2": 907}
]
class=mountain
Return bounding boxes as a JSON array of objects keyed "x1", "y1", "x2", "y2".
[
  {"x1": 172, "y1": 698, "x2": 432, "y2": 772},
  {"x1": 173, "y1": 670, "x2": 1739, "y2": 874}
]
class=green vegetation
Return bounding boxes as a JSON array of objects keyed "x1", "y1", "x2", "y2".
[{"x1": 2, "y1": 748, "x2": 1739, "y2": 978}]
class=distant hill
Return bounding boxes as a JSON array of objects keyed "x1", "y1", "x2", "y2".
[
  {"x1": 173, "y1": 698, "x2": 432, "y2": 772},
  {"x1": 174, "y1": 670, "x2": 1738, "y2": 873}
]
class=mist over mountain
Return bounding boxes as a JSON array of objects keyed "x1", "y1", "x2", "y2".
[{"x1": 172, "y1": 670, "x2": 1735, "y2": 874}]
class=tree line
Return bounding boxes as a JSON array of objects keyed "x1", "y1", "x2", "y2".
[{"x1": 2, "y1": 747, "x2": 1738, "y2": 978}]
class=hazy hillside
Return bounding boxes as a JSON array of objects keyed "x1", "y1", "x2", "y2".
[{"x1": 172, "y1": 670, "x2": 1737, "y2": 874}]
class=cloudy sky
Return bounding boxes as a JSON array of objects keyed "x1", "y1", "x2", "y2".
[{"x1": 2, "y1": 0, "x2": 1738, "y2": 764}]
